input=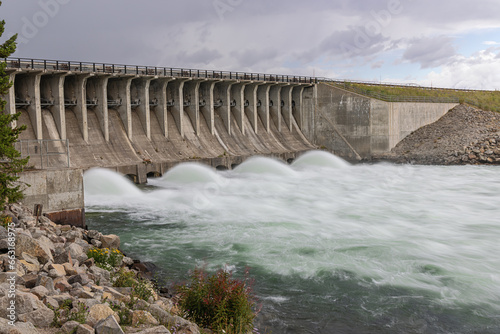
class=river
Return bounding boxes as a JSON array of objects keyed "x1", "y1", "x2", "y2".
[{"x1": 84, "y1": 151, "x2": 500, "y2": 333}]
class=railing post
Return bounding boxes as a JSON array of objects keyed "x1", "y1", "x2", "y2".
[{"x1": 31, "y1": 59, "x2": 34, "y2": 69}]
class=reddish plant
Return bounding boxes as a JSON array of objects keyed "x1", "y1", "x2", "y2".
[{"x1": 177, "y1": 267, "x2": 256, "y2": 333}]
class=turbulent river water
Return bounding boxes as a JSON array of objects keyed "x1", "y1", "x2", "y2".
[{"x1": 84, "y1": 151, "x2": 500, "y2": 334}]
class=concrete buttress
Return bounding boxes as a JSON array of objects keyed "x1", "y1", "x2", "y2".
[
  {"x1": 150, "y1": 78, "x2": 174, "y2": 138},
  {"x1": 230, "y1": 82, "x2": 248, "y2": 135},
  {"x1": 257, "y1": 84, "x2": 271, "y2": 133},
  {"x1": 41, "y1": 73, "x2": 67, "y2": 140},
  {"x1": 244, "y1": 83, "x2": 262, "y2": 134},
  {"x1": 168, "y1": 78, "x2": 190, "y2": 138},
  {"x1": 199, "y1": 80, "x2": 218, "y2": 135}
]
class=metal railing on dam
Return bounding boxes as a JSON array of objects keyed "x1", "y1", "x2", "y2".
[
  {"x1": 5, "y1": 57, "x2": 317, "y2": 84},
  {"x1": 324, "y1": 82, "x2": 460, "y2": 104}
]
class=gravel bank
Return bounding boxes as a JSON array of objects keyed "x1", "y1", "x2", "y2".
[{"x1": 372, "y1": 104, "x2": 500, "y2": 165}]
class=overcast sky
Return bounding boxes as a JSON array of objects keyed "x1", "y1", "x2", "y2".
[{"x1": 2, "y1": 0, "x2": 500, "y2": 89}]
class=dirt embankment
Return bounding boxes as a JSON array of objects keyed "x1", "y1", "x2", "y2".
[{"x1": 373, "y1": 104, "x2": 500, "y2": 165}]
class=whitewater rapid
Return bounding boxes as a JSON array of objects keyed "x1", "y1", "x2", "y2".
[{"x1": 84, "y1": 151, "x2": 500, "y2": 333}]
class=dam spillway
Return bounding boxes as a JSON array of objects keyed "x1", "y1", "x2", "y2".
[
  {"x1": 3, "y1": 57, "x2": 459, "y2": 226},
  {"x1": 5, "y1": 58, "x2": 317, "y2": 182}
]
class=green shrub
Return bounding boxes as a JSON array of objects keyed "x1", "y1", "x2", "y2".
[
  {"x1": 132, "y1": 278, "x2": 154, "y2": 302},
  {"x1": 87, "y1": 247, "x2": 123, "y2": 270},
  {"x1": 113, "y1": 268, "x2": 136, "y2": 288},
  {"x1": 177, "y1": 268, "x2": 256, "y2": 334}
]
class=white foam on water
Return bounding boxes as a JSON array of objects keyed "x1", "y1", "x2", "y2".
[
  {"x1": 292, "y1": 150, "x2": 350, "y2": 170},
  {"x1": 85, "y1": 154, "x2": 500, "y2": 328},
  {"x1": 158, "y1": 163, "x2": 223, "y2": 185},
  {"x1": 233, "y1": 156, "x2": 297, "y2": 177},
  {"x1": 84, "y1": 168, "x2": 142, "y2": 197}
]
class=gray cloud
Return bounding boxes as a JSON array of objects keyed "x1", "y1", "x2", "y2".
[
  {"x1": 402, "y1": 36, "x2": 457, "y2": 69},
  {"x1": 1, "y1": 0, "x2": 500, "y2": 88}
]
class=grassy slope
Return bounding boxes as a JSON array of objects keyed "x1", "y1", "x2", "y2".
[{"x1": 327, "y1": 82, "x2": 500, "y2": 112}]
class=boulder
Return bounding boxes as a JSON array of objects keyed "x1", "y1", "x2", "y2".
[
  {"x1": 67, "y1": 243, "x2": 87, "y2": 263},
  {"x1": 21, "y1": 252, "x2": 40, "y2": 265},
  {"x1": 50, "y1": 263, "x2": 67, "y2": 277},
  {"x1": 63, "y1": 262, "x2": 78, "y2": 276},
  {"x1": 0, "y1": 317, "x2": 40, "y2": 334},
  {"x1": 0, "y1": 226, "x2": 8, "y2": 239},
  {"x1": 44, "y1": 295, "x2": 59, "y2": 309},
  {"x1": 15, "y1": 233, "x2": 53, "y2": 264},
  {"x1": 30, "y1": 285, "x2": 50, "y2": 299},
  {"x1": 135, "y1": 326, "x2": 172, "y2": 334},
  {"x1": 68, "y1": 274, "x2": 91, "y2": 286},
  {"x1": 63, "y1": 229, "x2": 83, "y2": 242},
  {"x1": 54, "y1": 277, "x2": 72, "y2": 293},
  {"x1": 131, "y1": 310, "x2": 159, "y2": 327},
  {"x1": 86, "y1": 304, "x2": 119, "y2": 328},
  {"x1": 18, "y1": 260, "x2": 39, "y2": 273},
  {"x1": 35, "y1": 275, "x2": 56, "y2": 295},
  {"x1": 94, "y1": 314, "x2": 124, "y2": 334},
  {"x1": 86, "y1": 230, "x2": 102, "y2": 241},
  {"x1": 15, "y1": 291, "x2": 41, "y2": 315},
  {"x1": 60, "y1": 320, "x2": 81, "y2": 334},
  {"x1": 76, "y1": 324, "x2": 96, "y2": 334},
  {"x1": 100, "y1": 234, "x2": 120, "y2": 249},
  {"x1": 75, "y1": 239, "x2": 92, "y2": 254},
  {"x1": 17, "y1": 303, "x2": 54, "y2": 328},
  {"x1": 102, "y1": 287, "x2": 128, "y2": 303},
  {"x1": 91, "y1": 239, "x2": 102, "y2": 248}
]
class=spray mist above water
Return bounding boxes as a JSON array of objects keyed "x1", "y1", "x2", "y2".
[
  {"x1": 83, "y1": 168, "x2": 142, "y2": 196},
  {"x1": 84, "y1": 151, "x2": 500, "y2": 333}
]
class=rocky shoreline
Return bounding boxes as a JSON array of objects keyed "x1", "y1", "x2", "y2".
[
  {"x1": 371, "y1": 104, "x2": 500, "y2": 165},
  {"x1": 0, "y1": 203, "x2": 200, "y2": 334}
]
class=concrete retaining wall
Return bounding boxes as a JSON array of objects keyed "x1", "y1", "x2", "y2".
[
  {"x1": 17, "y1": 168, "x2": 85, "y2": 227},
  {"x1": 312, "y1": 83, "x2": 459, "y2": 158}
]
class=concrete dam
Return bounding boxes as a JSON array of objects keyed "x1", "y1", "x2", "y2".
[{"x1": 3, "y1": 58, "x2": 458, "y2": 226}]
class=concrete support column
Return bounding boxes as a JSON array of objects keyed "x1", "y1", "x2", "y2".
[
  {"x1": 132, "y1": 77, "x2": 153, "y2": 139},
  {"x1": 41, "y1": 73, "x2": 67, "y2": 139},
  {"x1": 214, "y1": 81, "x2": 236, "y2": 135},
  {"x1": 281, "y1": 85, "x2": 296, "y2": 132},
  {"x1": 150, "y1": 78, "x2": 174, "y2": 138},
  {"x1": 244, "y1": 82, "x2": 262, "y2": 133},
  {"x1": 25, "y1": 72, "x2": 43, "y2": 140},
  {"x1": 257, "y1": 84, "x2": 271, "y2": 133},
  {"x1": 292, "y1": 86, "x2": 306, "y2": 130},
  {"x1": 270, "y1": 84, "x2": 287, "y2": 132},
  {"x1": 70, "y1": 74, "x2": 92, "y2": 142},
  {"x1": 108, "y1": 77, "x2": 134, "y2": 140},
  {"x1": 87, "y1": 75, "x2": 110, "y2": 142},
  {"x1": 199, "y1": 80, "x2": 218, "y2": 135},
  {"x1": 167, "y1": 78, "x2": 190, "y2": 137},
  {"x1": 4, "y1": 71, "x2": 17, "y2": 121},
  {"x1": 230, "y1": 82, "x2": 248, "y2": 134},
  {"x1": 184, "y1": 79, "x2": 206, "y2": 135}
]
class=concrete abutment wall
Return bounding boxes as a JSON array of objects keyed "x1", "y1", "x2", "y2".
[{"x1": 311, "y1": 83, "x2": 459, "y2": 159}]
